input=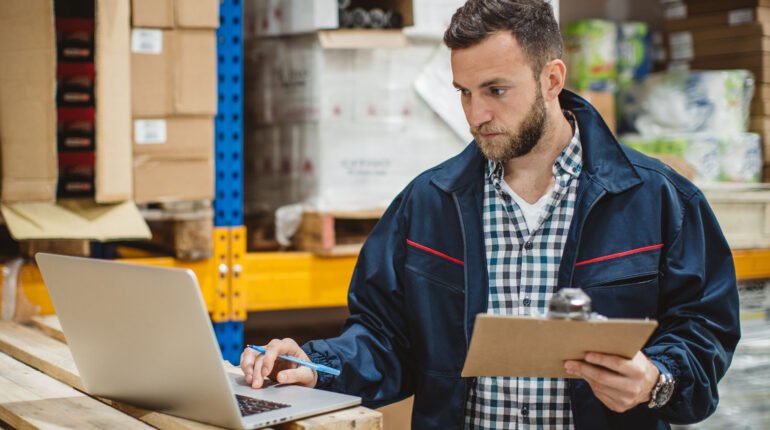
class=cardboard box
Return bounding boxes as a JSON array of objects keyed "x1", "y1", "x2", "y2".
[
  {"x1": 578, "y1": 91, "x2": 616, "y2": 132},
  {"x1": 133, "y1": 117, "x2": 214, "y2": 157},
  {"x1": 131, "y1": 29, "x2": 217, "y2": 116},
  {"x1": 0, "y1": 0, "x2": 132, "y2": 204},
  {"x1": 132, "y1": 0, "x2": 219, "y2": 29},
  {"x1": 0, "y1": 0, "x2": 57, "y2": 202},
  {"x1": 133, "y1": 156, "x2": 214, "y2": 203},
  {"x1": 665, "y1": 7, "x2": 770, "y2": 32},
  {"x1": 0, "y1": 0, "x2": 149, "y2": 240},
  {"x1": 678, "y1": 0, "x2": 770, "y2": 18},
  {"x1": 244, "y1": 0, "x2": 413, "y2": 37},
  {"x1": 688, "y1": 52, "x2": 770, "y2": 83},
  {"x1": 669, "y1": 35, "x2": 770, "y2": 61}
]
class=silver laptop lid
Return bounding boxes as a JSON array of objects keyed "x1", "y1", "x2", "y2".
[{"x1": 36, "y1": 253, "x2": 244, "y2": 429}]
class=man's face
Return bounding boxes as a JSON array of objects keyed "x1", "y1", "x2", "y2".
[{"x1": 451, "y1": 32, "x2": 547, "y2": 162}]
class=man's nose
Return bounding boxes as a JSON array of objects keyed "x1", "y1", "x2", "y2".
[{"x1": 465, "y1": 96, "x2": 493, "y2": 128}]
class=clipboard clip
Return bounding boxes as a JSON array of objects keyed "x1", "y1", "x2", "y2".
[{"x1": 548, "y1": 288, "x2": 607, "y2": 321}]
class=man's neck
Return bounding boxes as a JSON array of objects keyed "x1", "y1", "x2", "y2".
[{"x1": 502, "y1": 109, "x2": 573, "y2": 204}]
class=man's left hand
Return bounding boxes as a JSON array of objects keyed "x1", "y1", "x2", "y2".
[{"x1": 564, "y1": 351, "x2": 659, "y2": 413}]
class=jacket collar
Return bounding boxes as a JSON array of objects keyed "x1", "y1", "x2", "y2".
[{"x1": 431, "y1": 89, "x2": 642, "y2": 194}]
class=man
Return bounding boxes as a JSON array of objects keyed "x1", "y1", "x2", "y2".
[{"x1": 240, "y1": 1, "x2": 740, "y2": 428}]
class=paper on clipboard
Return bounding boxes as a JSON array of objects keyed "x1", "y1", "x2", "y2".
[{"x1": 462, "y1": 314, "x2": 658, "y2": 379}]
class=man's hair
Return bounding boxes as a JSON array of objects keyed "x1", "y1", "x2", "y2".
[{"x1": 443, "y1": 0, "x2": 563, "y2": 77}]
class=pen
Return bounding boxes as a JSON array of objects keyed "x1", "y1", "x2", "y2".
[{"x1": 247, "y1": 345, "x2": 341, "y2": 376}]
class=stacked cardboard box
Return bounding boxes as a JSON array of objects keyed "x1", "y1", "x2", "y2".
[
  {"x1": 664, "y1": 0, "x2": 770, "y2": 179},
  {"x1": 130, "y1": 0, "x2": 218, "y2": 203},
  {"x1": 243, "y1": 0, "x2": 473, "y2": 213},
  {"x1": 0, "y1": 0, "x2": 149, "y2": 241}
]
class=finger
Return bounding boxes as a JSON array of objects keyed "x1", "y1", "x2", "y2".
[
  {"x1": 585, "y1": 352, "x2": 637, "y2": 376},
  {"x1": 566, "y1": 361, "x2": 626, "y2": 389},
  {"x1": 262, "y1": 338, "x2": 307, "y2": 378},
  {"x1": 275, "y1": 367, "x2": 317, "y2": 387},
  {"x1": 251, "y1": 355, "x2": 265, "y2": 389},
  {"x1": 240, "y1": 348, "x2": 259, "y2": 384}
]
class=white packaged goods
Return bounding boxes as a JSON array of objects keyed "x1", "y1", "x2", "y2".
[
  {"x1": 620, "y1": 133, "x2": 762, "y2": 184},
  {"x1": 244, "y1": 36, "x2": 466, "y2": 213},
  {"x1": 244, "y1": 0, "x2": 338, "y2": 38},
  {"x1": 618, "y1": 70, "x2": 755, "y2": 135}
]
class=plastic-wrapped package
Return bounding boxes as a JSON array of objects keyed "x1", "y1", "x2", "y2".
[
  {"x1": 617, "y1": 22, "x2": 651, "y2": 91},
  {"x1": 620, "y1": 132, "x2": 761, "y2": 184},
  {"x1": 563, "y1": 19, "x2": 618, "y2": 92},
  {"x1": 618, "y1": 70, "x2": 755, "y2": 135}
]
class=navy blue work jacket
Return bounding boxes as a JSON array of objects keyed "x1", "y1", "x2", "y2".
[{"x1": 302, "y1": 90, "x2": 740, "y2": 429}]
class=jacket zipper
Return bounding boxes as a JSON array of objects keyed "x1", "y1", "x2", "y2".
[
  {"x1": 451, "y1": 191, "x2": 471, "y2": 349},
  {"x1": 565, "y1": 184, "x2": 607, "y2": 425},
  {"x1": 452, "y1": 191, "x2": 473, "y2": 419}
]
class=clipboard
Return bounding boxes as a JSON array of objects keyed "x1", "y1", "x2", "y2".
[{"x1": 461, "y1": 314, "x2": 658, "y2": 379}]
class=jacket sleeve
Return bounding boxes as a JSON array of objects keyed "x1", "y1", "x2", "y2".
[
  {"x1": 643, "y1": 190, "x2": 740, "y2": 424},
  {"x1": 301, "y1": 189, "x2": 414, "y2": 408}
]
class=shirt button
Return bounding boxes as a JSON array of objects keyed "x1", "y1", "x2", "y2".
[
  {"x1": 523, "y1": 298, "x2": 531, "y2": 306},
  {"x1": 524, "y1": 241, "x2": 533, "y2": 250},
  {"x1": 521, "y1": 405, "x2": 529, "y2": 416}
]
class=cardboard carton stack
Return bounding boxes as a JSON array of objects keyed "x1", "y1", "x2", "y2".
[
  {"x1": 130, "y1": 0, "x2": 218, "y2": 203},
  {"x1": 664, "y1": 0, "x2": 770, "y2": 179},
  {"x1": 243, "y1": 0, "x2": 465, "y2": 214},
  {"x1": 0, "y1": 0, "x2": 149, "y2": 242}
]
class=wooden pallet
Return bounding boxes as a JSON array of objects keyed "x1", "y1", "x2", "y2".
[
  {"x1": 295, "y1": 210, "x2": 383, "y2": 256},
  {"x1": 137, "y1": 200, "x2": 214, "y2": 260},
  {"x1": 0, "y1": 317, "x2": 382, "y2": 429},
  {"x1": 244, "y1": 212, "x2": 281, "y2": 252}
]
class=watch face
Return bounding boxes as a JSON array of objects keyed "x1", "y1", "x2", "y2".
[{"x1": 656, "y1": 378, "x2": 675, "y2": 405}]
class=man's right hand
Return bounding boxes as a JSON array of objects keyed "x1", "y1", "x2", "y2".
[{"x1": 239, "y1": 338, "x2": 318, "y2": 389}]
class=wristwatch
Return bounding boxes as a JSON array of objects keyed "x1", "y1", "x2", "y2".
[{"x1": 648, "y1": 371, "x2": 675, "y2": 409}]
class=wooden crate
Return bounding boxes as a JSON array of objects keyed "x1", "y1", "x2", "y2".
[
  {"x1": 137, "y1": 200, "x2": 213, "y2": 260},
  {"x1": 703, "y1": 185, "x2": 770, "y2": 249},
  {"x1": 295, "y1": 210, "x2": 383, "y2": 256}
]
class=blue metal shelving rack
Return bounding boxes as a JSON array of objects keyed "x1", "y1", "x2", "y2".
[{"x1": 213, "y1": 0, "x2": 244, "y2": 365}]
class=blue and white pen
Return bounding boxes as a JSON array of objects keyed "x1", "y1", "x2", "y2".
[{"x1": 247, "y1": 345, "x2": 341, "y2": 376}]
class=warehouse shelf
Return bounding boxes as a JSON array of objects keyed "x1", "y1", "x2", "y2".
[
  {"x1": 733, "y1": 249, "x2": 770, "y2": 281},
  {"x1": 7, "y1": 247, "x2": 768, "y2": 319}
]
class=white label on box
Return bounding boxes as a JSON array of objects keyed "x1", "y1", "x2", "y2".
[
  {"x1": 669, "y1": 32, "x2": 693, "y2": 47},
  {"x1": 664, "y1": 3, "x2": 687, "y2": 20},
  {"x1": 131, "y1": 29, "x2": 163, "y2": 54},
  {"x1": 670, "y1": 42, "x2": 694, "y2": 61},
  {"x1": 729, "y1": 9, "x2": 755, "y2": 26},
  {"x1": 134, "y1": 120, "x2": 167, "y2": 144}
]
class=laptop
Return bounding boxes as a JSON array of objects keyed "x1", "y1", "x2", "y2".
[{"x1": 35, "y1": 253, "x2": 360, "y2": 429}]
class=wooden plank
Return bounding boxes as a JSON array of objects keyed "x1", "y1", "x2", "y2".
[
  {"x1": 0, "y1": 321, "x2": 82, "y2": 390},
  {"x1": 0, "y1": 353, "x2": 152, "y2": 429},
  {"x1": 281, "y1": 406, "x2": 382, "y2": 430},
  {"x1": 30, "y1": 315, "x2": 66, "y2": 343},
  {"x1": 0, "y1": 322, "x2": 381, "y2": 430},
  {"x1": 0, "y1": 321, "x2": 224, "y2": 430}
]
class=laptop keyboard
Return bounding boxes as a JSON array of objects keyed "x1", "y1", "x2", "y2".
[{"x1": 236, "y1": 394, "x2": 290, "y2": 416}]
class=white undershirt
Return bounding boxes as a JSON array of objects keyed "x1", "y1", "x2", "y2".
[{"x1": 498, "y1": 179, "x2": 553, "y2": 233}]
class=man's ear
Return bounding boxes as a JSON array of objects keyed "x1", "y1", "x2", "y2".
[{"x1": 541, "y1": 59, "x2": 566, "y2": 101}]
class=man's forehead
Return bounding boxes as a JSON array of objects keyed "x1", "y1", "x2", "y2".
[{"x1": 450, "y1": 35, "x2": 531, "y2": 86}]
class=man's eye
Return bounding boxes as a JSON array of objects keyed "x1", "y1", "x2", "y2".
[
  {"x1": 490, "y1": 88, "x2": 505, "y2": 96},
  {"x1": 457, "y1": 88, "x2": 470, "y2": 96}
]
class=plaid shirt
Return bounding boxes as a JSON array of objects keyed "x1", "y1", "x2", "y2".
[{"x1": 465, "y1": 116, "x2": 583, "y2": 429}]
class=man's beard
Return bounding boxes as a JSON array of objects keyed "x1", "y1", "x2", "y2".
[{"x1": 472, "y1": 87, "x2": 547, "y2": 162}]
